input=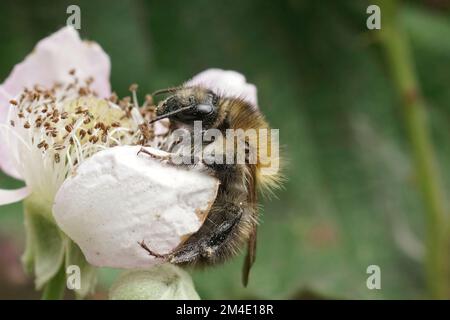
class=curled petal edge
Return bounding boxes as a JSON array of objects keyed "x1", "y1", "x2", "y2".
[{"x1": 0, "y1": 186, "x2": 30, "y2": 205}]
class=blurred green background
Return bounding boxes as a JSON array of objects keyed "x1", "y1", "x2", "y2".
[{"x1": 1, "y1": 0, "x2": 450, "y2": 299}]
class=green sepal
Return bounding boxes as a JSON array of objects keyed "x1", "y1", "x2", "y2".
[
  {"x1": 21, "y1": 195, "x2": 66, "y2": 290},
  {"x1": 21, "y1": 194, "x2": 97, "y2": 299},
  {"x1": 65, "y1": 239, "x2": 97, "y2": 299}
]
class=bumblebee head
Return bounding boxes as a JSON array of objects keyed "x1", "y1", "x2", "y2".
[{"x1": 150, "y1": 86, "x2": 220, "y2": 129}]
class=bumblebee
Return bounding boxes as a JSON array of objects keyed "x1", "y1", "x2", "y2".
[{"x1": 138, "y1": 85, "x2": 281, "y2": 285}]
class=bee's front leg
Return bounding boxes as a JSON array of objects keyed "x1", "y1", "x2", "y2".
[
  {"x1": 137, "y1": 147, "x2": 171, "y2": 161},
  {"x1": 138, "y1": 147, "x2": 200, "y2": 167}
]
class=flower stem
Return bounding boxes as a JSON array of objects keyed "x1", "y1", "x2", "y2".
[
  {"x1": 375, "y1": 0, "x2": 449, "y2": 298},
  {"x1": 41, "y1": 263, "x2": 66, "y2": 300}
]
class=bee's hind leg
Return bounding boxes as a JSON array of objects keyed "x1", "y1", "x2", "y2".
[
  {"x1": 138, "y1": 240, "x2": 168, "y2": 259},
  {"x1": 139, "y1": 204, "x2": 243, "y2": 264},
  {"x1": 169, "y1": 204, "x2": 244, "y2": 264}
]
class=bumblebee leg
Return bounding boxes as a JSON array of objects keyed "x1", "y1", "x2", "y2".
[
  {"x1": 166, "y1": 243, "x2": 201, "y2": 264},
  {"x1": 168, "y1": 204, "x2": 243, "y2": 264},
  {"x1": 137, "y1": 147, "x2": 170, "y2": 161},
  {"x1": 201, "y1": 205, "x2": 243, "y2": 257},
  {"x1": 138, "y1": 240, "x2": 168, "y2": 259},
  {"x1": 138, "y1": 147, "x2": 200, "y2": 167},
  {"x1": 138, "y1": 239, "x2": 200, "y2": 264}
]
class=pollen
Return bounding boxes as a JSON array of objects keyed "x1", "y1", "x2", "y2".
[
  {"x1": 3, "y1": 70, "x2": 160, "y2": 200},
  {"x1": 5, "y1": 71, "x2": 157, "y2": 171}
]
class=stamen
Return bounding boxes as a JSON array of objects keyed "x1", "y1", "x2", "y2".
[{"x1": 5, "y1": 76, "x2": 157, "y2": 201}]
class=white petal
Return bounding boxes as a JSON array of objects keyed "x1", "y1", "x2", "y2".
[
  {"x1": 0, "y1": 26, "x2": 111, "y2": 181},
  {"x1": 53, "y1": 145, "x2": 219, "y2": 269},
  {"x1": 187, "y1": 68, "x2": 258, "y2": 106},
  {"x1": 0, "y1": 186, "x2": 30, "y2": 205},
  {"x1": 0, "y1": 88, "x2": 22, "y2": 180},
  {"x1": 1, "y1": 26, "x2": 110, "y2": 98}
]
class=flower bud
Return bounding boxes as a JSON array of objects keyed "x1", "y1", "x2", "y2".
[{"x1": 109, "y1": 264, "x2": 200, "y2": 300}]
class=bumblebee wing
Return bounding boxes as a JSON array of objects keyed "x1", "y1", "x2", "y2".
[
  {"x1": 242, "y1": 224, "x2": 257, "y2": 286},
  {"x1": 242, "y1": 164, "x2": 258, "y2": 287}
]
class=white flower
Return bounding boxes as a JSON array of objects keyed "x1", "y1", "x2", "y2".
[
  {"x1": 0, "y1": 26, "x2": 168, "y2": 206},
  {"x1": 3, "y1": 84, "x2": 147, "y2": 207},
  {"x1": 0, "y1": 26, "x2": 111, "y2": 179},
  {"x1": 187, "y1": 68, "x2": 258, "y2": 106},
  {"x1": 0, "y1": 26, "x2": 111, "y2": 204}
]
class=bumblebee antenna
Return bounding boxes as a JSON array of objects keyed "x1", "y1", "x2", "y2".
[
  {"x1": 151, "y1": 85, "x2": 199, "y2": 97},
  {"x1": 148, "y1": 104, "x2": 196, "y2": 124},
  {"x1": 151, "y1": 86, "x2": 183, "y2": 97}
]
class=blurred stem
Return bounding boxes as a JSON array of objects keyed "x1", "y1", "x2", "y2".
[
  {"x1": 41, "y1": 263, "x2": 65, "y2": 300},
  {"x1": 375, "y1": 0, "x2": 449, "y2": 298}
]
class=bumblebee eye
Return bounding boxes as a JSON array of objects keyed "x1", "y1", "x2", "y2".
[
  {"x1": 196, "y1": 104, "x2": 214, "y2": 115},
  {"x1": 188, "y1": 96, "x2": 195, "y2": 105}
]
